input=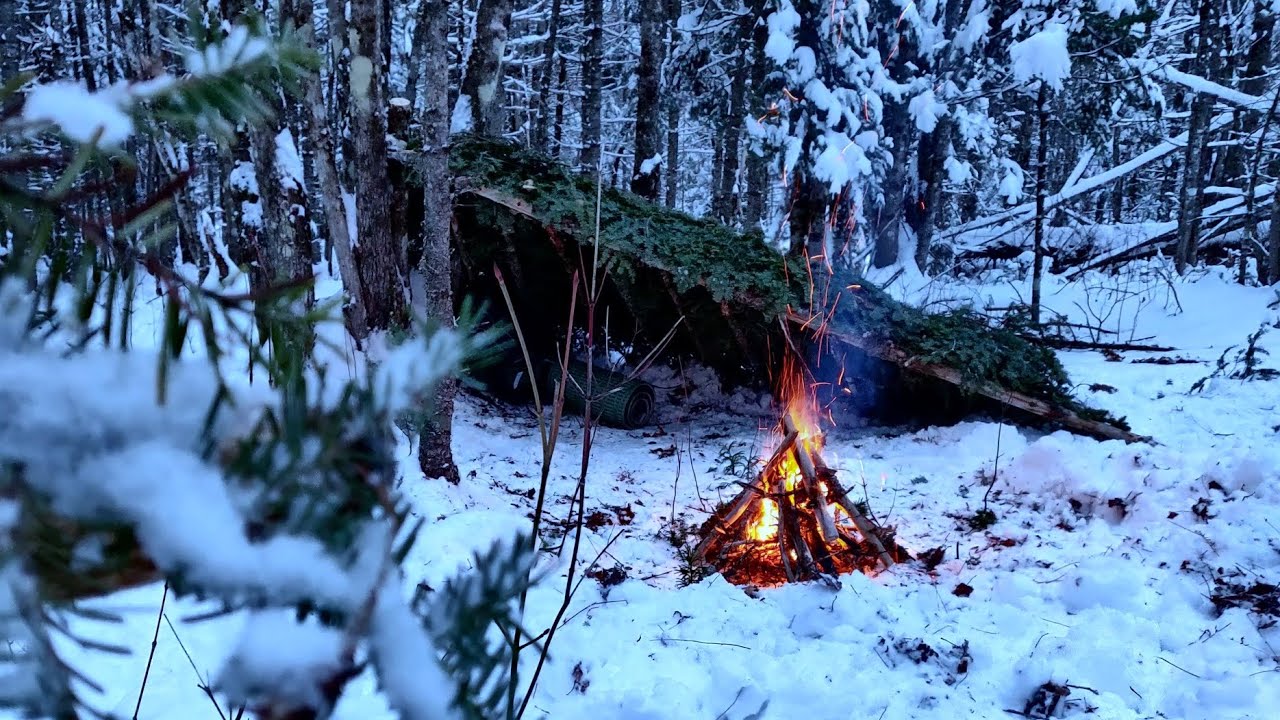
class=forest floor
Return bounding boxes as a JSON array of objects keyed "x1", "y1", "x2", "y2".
[{"x1": 53, "y1": 265, "x2": 1280, "y2": 720}]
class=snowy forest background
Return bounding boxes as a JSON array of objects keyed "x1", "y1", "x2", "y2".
[{"x1": 4, "y1": 0, "x2": 1280, "y2": 719}]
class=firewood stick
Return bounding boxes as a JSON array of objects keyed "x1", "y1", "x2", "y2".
[
  {"x1": 782, "y1": 414, "x2": 840, "y2": 546},
  {"x1": 812, "y1": 453, "x2": 896, "y2": 569},
  {"x1": 776, "y1": 476, "x2": 818, "y2": 581},
  {"x1": 775, "y1": 478, "x2": 798, "y2": 584},
  {"x1": 692, "y1": 432, "x2": 798, "y2": 560}
]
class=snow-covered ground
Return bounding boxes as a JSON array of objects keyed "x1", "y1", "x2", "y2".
[{"x1": 45, "y1": 268, "x2": 1280, "y2": 720}]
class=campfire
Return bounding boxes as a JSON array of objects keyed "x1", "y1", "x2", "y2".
[{"x1": 696, "y1": 358, "x2": 907, "y2": 587}]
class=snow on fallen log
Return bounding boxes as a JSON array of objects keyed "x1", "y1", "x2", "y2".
[{"x1": 945, "y1": 113, "x2": 1235, "y2": 245}]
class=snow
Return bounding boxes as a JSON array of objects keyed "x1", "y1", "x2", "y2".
[
  {"x1": 22, "y1": 81, "x2": 133, "y2": 146},
  {"x1": 1095, "y1": 0, "x2": 1139, "y2": 18},
  {"x1": 184, "y1": 25, "x2": 270, "y2": 76},
  {"x1": 451, "y1": 95, "x2": 474, "y2": 134},
  {"x1": 215, "y1": 610, "x2": 346, "y2": 714},
  {"x1": 638, "y1": 154, "x2": 663, "y2": 176},
  {"x1": 908, "y1": 88, "x2": 947, "y2": 133},
  {"x1": 275, "y1": 128, "x2": 306, "y2": 192},
  {"x1": 24, "y1": 265, "x2": 1280, "y2": 720},
  {"x1": 763, "y1": 4, "x2": 801, "y2": 66},
  {"x1": 1010, "y1": 24, "x2": 1073, "y2": 91}
]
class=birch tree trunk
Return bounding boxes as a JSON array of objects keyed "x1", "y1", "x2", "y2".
[
  {"x1": 459, "y1": 0, "x2": 514, "y2": 136},
  {"x1": 631, "y1": 0, "x2": 664, "y2": 199},
  {"x1": 349, "y1": 0, "x2": 406, "y2": 332},
  {"x1": 418, "y1": 0, "x2": 461, "y2": 483},
  {"x1": 579, "y1": 0, "x2": 605, "y2": 173}
]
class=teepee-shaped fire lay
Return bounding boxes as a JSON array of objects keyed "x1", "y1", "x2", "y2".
[{"x1": 696, "y1": 381, "x2": 909, "y2": 588}]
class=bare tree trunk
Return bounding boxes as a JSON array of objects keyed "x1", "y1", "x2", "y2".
[
  {"x1": 663, "y1": 0, "x2": 682, "y2": 208},
  {"x1": 0, "y1": 0, "x2": 19, "y2": 82},
  {"x1": 579, "y1": 0, "x2": 604, "y2": 173},
  {"x1": 912, "y1": 115, "x2": 951, "y2": 272},
  {"x1": 249, "y1": 124, "x2": 315, "y2": 357},
  {"x1": 631, "y1": 0, "x2": 664, "y2": 199},
  {"x1": 533, "y1": 0, "x2": 563, "y2": 147},
  {"x1": 418, "y1": 0, "x2": 460, "y2": 483},
  {"x1": 552, "y1": 52, "x2": 568, "y2": 158},
  {"x1": 1175, "y1": 0, "x2": 1220, "y2": 275},
  {"x1": 742, "y1": 0, "x2": 770, "y2": 228},
  {"x1": 712, "y1": 56, "x2": 748, "y2": 225},
  {"x1": 350, "y1": 0, "x2": 405, "y2": 331},
  {"x1": 1031, "y1": 85, "x2": 1049, "y2": 325},
  {"x1": 1270, "y1": 188, "x2": 1280, "y2": 284},
  {"x1": 459, "y1": 0, "x2": 514, "y2": 136},
  {"x1": 297, "y1": 1, "x2": 367, "y2": 340}
]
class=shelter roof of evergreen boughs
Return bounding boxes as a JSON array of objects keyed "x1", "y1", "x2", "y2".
[
  {"x1": 447, "y1": 134, "x2": 794, "y2": 311},
  {"x1": 428, "y1": 136, "x2": 1140, "y2": 442}
]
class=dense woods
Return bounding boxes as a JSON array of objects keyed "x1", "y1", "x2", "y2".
[{"x1": 4, "y1": 1, "x2": 1280, "y2": 718}]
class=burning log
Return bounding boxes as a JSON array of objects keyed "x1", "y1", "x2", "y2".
[
  {"x1": 691, "y1": 431, "x2": 797, "y2": 561},
  {"x1": 696, "y1": 412, "x2": 903, "y2": 587}
]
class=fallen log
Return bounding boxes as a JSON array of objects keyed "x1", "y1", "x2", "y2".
[{"x1": 789, "y1": 312, "x2": 1153, "y2": 444}]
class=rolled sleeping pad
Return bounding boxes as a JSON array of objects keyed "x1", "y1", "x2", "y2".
[{"x1": 543, "y1": 360, "x2": 656, "y2": 429}]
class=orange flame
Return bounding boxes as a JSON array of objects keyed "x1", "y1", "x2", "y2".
[{"x1": 744, "y1": 352, "x2": 843, "y2": 543}]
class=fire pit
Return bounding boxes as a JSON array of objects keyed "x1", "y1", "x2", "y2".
[{"x1": 696, "y1": 363, "x2": 908, "y2": 587}]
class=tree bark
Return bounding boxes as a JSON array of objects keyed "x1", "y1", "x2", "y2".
[
  {"x1": 460, "y1": 0, "x2": 514, "y2": 136},
  {"x1": 0, "y1": 0, "x2": 19, "y2": 83},
  {"x1": 663, "y1": 0, "x2": 683, "y2": 208},
  {"x1": 249, "y1": 124, "x2": 315, "y2": 358},
  {"x1": 912, "y1": 115, "x2": 951, "y2": 273},
  {"x1": 631, "y1": 0, "x2": 664, "y2": 199},
  {"x1": 534, "y1": 0, "x2": 564, "y2": 148},
  {"x1": 1175, "y1": 0, "x2": 1220, "y2": 274},
  {"x1": 418, "y1": 0, "x2": 460, "y2": 483},
  {"x1": 1031, "y1": 85, "x2": 1049, "y2": 325},
  {"x1": 579, "y1": 0, "x2": 605, "y2": 173},
  {"x1": 742, "y1": 0, "x2": 771, "y2": 228},
  {"x1": 349, "y1": 0, "x2": 406, "y2": 332},
  {"x1": 712, "y1": 54, "x2": 749, "y2": 225},
  {"x1": 297, "y1": 1, "x2": 367, "y2": 340},
  {"x1": 1269, "y1": 187, "x2": 1280, "y2": 284}
]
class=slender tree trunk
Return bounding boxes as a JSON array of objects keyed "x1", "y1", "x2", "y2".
[
  {"x1": 459, "y1": 0, "x2": 514, "y2": 136},
  {"x1": 418, "y1": 0, "x2": 460, "y2": 483},
  {"x1": 742, "y1": 0, "x2": 771, "y2": 228},
  {"x1": 350, "y1": 0, "x2": 405, "y2": 331},
  {"x1": 552, "y1": 52, "x2": 568, "y2": 158},
  {"x1": 70, "y1": 1, "x2": 97, "y2": 91},
  {"x1": 631, "y1": 0, "x2": 664, "y2": 199},
  {"x1": 1269, "y1": 187, "x2": 1280, "y2": 284},
  {"x1": 1110, "y1": 124, "x2": 1123, "y2": 223},
  {"x1": 663, "y1": 0, "x2": 683, "y2": 209},
  {"x1": 294, "y1": 1, "x2": 367, "y2": 340},
  {"x1": 404, "y1": 5, "x2": 431, "y2": 111},
  {"x1": 1031, "y1": 85, "x2": 1049, "y2": 325},
  {"x1": 249, "y1": 124, "x2": 315, "y2": 357},
  {"x1": 1175, "y1": 0, "x2": 1219, "y2": 274},
  {"x1": 712, "y1": 57, "x2": 748, "y2": 224},
  {"x1": 0, "y1": 1, "x2": 19, "y2": 83},
  {"x1": 913, "y1": 115, "x2": 951, "y2": 272},
  {"x1": 534, "y1": 0, "x2": 563, "y2": 147},
  {"x1": 579, "y1": 0, "x2": 605, "y2": 173}
]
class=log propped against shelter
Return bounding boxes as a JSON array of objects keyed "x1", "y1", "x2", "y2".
[{"x1": 417, "y1": 135, "x2": 1146, "y2": 444}]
